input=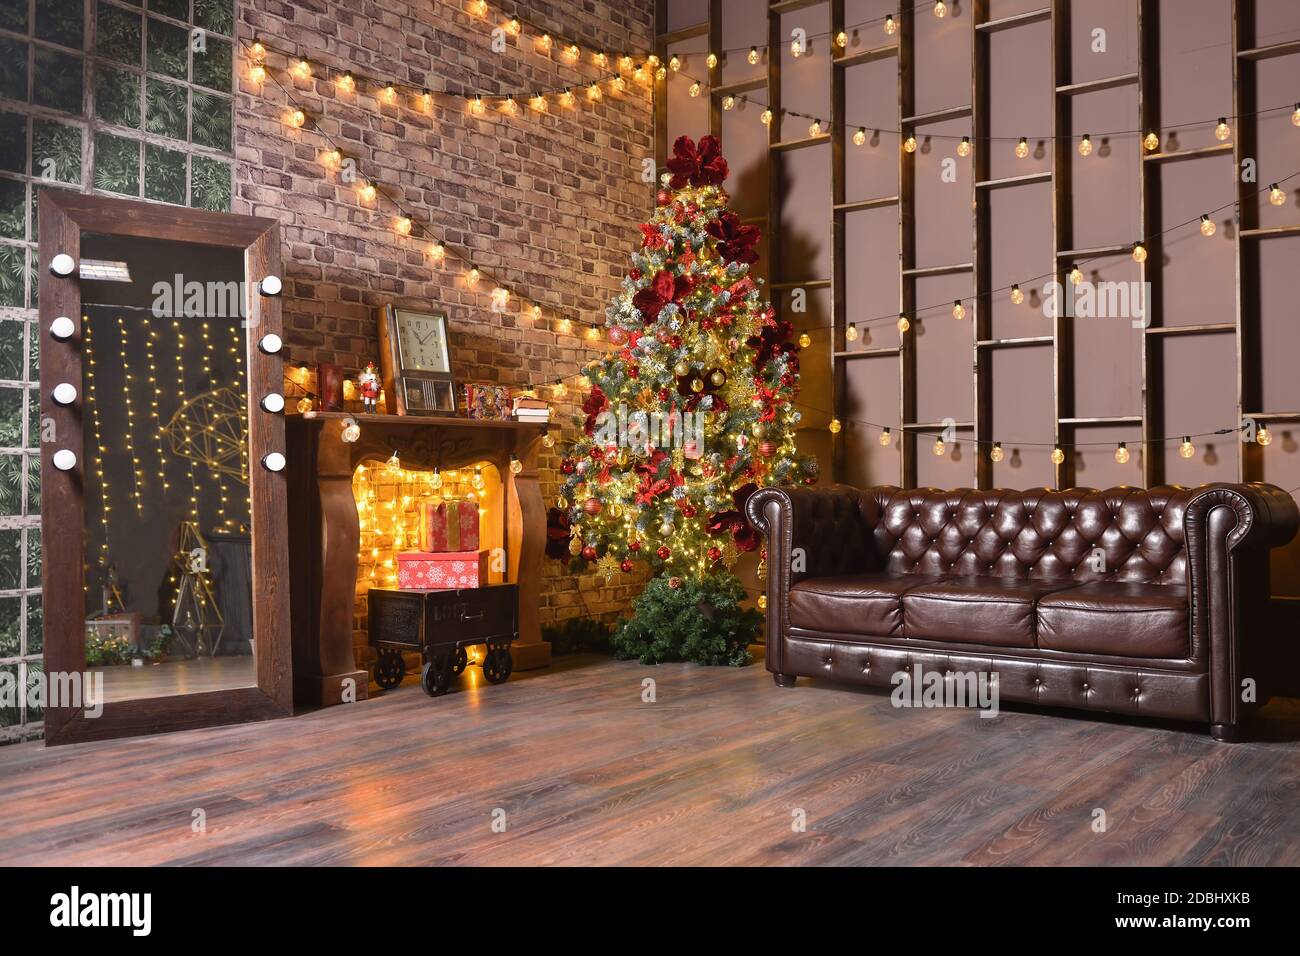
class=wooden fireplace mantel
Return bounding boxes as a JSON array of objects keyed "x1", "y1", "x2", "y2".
[{"x1": 286, "y1": 412, "x2": 549, "y2": 706}]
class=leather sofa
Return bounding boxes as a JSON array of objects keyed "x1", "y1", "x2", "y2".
[{"x1": 746, "y1": 483, "x2": 1299, "y2": 741}]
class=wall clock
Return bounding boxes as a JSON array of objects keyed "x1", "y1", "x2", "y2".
[{"x1": 377, "y1": 304, "x2": 457, "y2": 416}]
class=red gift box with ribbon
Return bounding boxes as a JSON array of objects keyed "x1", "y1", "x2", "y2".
[
  {"x1": 397, "y1": 550, "x2": 488, "y2": 590},
  {"x1": 419, "y1": 500, "x2": 481, "y2": 552}
]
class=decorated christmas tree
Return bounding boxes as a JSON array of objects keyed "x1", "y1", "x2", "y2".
[{"x1": 552, "y1": 135, "x2": 818, "y2": 587}]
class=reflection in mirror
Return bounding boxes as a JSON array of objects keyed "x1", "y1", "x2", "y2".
[{"x1": 79, "y1": 233, "x2": 254, "y2": 702}]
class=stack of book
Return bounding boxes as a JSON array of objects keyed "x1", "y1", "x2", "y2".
[{"x1": 513, "y1": 396, "x2": 550, "y2": 423}]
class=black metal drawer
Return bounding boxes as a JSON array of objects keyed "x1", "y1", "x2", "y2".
[{"x1": 368, "y1": 584, "x2": 517, "y2": 650}]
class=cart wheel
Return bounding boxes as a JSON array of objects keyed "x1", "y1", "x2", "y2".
[
  {"x1": 483, "y1": 648, "x2": 513, "y2": 685},
  {"x1": 421, "y1": 660, "x2": 452, "y2": 697},
  {"x1": 451, "y1": 646, "x2": 469, "y2": 676},
  {"x1": 374, "y1": 650, "x2": 406, "y2": 690}
]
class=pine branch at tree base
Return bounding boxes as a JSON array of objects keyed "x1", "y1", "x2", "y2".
[
  {"x1": 552, "y1": 134, "x2": 819, "y2": 586},
  {"x1": 611, "y1": 572, "x2": 762, "y2": 667}
]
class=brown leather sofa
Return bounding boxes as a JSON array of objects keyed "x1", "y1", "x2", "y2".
[{"x1": 746, "y1": 483, "x2": 1299, "y2": 741}]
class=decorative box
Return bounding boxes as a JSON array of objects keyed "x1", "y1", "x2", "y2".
[
  {"x1": 420, "y1": 500, "x2": 481, "y2": 552},
  {"x1": 463, "y1": 382, "x2": 512, "y2": 420},
  {"x1": 397, "y1": 550, "x2": 489, "y2": 590}
]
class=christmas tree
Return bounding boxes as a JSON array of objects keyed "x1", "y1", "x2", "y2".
[{"x1": 553, "y1": 135, "x2": 818, "y2": 583}]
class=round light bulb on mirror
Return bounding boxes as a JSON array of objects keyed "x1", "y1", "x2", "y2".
[
  {"x1": 1078, "y1": 134, "x2": 1093, "y2": 157},
  {"x1": 1114, "y1": 441, "x2": 1130, "y2": 465},
  {"x1": 835, "y1": 31, "x2": 848, "y2": 49},
  {"x1": 1051, "y1": 446, "x2": 1065, "y2": 465},
  {"x1": 760, "y1": 109, "x2": 773, "y2": 125},
  {"x1": 261, "y1": 393, "x2": 285, "y2": 413},
  {"x1": 1200, "y1": 215, "x2": 1216, "y2": 237},
  {"x1": 808, "y1": 119, "x2": 822, "y2": 137},
  {"x1": 52, "y1": 449, "x2": 77, "y2": 471},
  {"x1": 1257, "y1": 425, "x2": 1272, "y2": 447},
  {"x1": 51, "y1": 382, "x2": 77, "y2": 406},
  {"x1": 49, "y1": 253, "x2": 75, "y2": 276},
  {"x1": 258, "y1": 332, "x2": 283, "y2": 354},
  {"x1": 262, "y1": 451, "x2": 286, "y2": 472},
  {"x1": 1009, "y1": 284, "x2": 1024, "y2": 305},
  {"x1": 1215, "y1": 118, "x2": 1230, "y2": 142},
  {"x1": 49, "y1": 315, "x2": 76, "y2": 339},
  {"x1": 1269, "y1": 183, "x2": 1285, "y2": 206},
  {"x1": 878, "y1": 428, "x2": 892, "y2": 447},
  {"x1": 689, "y1": 81, "x2": 700, "y2": 97},
  {"x1": 706, "y1": 52, "x2": 718, "y2": 69},
  {"x1": 1179, "y1": 436, "x2": 1195, "y2": 459},
  {"x1": 722, "y1": 95, "x2": 735, "y2": 111},
  {"x1": 1293, "y1": 104, "x2": 1300, "y2": 127},
  {"x1": 990, "y1": 442, "x2": 1004, "y2": 463},
  {"x1": 934, "y1": 1, "x2": 947, "y2": 17},
  {"x1": 259, "y1": 275, "x2": 283, "y2": 296}
]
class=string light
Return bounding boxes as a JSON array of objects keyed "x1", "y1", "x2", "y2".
[
  {"x1": 689, "y1": 81, "x2": 701, "y2": 97},
  {"x1": 1269, "y1": 183, "x2": 1286, "y2": 206},
  {"x1": 885, "y1": 15, "x2": 897, "y2": 35},
  {"x1": 587, "y1": 82, "x2": 601, "y2": 101},
  {"x1": 990, "y1": 442, "x2": 1004, "y2": 463},
  {"x1": 471, "y1": 94, "x2": 485, "y2": 114},
  {"x1": 634, "y1": 63, "x2": 647, "y2": 83},
  {"x1": 1114, "y1": 441, "x2": 1130, "y2": 464},
  {"x1": 1068, "y1": 263, "x2": 1083, "y2": 285},
  {"x1": 1293, "y1": 104, "x2": 1300, "y2": 127},
  {"x1": 809, "y1": 119, "x2": 822, "y2": 137},
  {"x1": 748, "y1": 47, "x2": 760, "y2": 65},
  {"x1": 619, "y1": 54, "x2": 632, "y2": 71},
  {"x1": 845, "y1": 323, "x2": 858, "y2": 341},
  {"x1": 934, "y1": 1, "x2": 948, "y2": 17},
  {"x1": 1179, "y1": 436, "x2": 1195, "y2": 459},
  {"x1": 420, "y1": 88, "x2": 433, "y2": 111},
  {"x1": 394, "y1": 216, "x2": 412, "y2": 235},
  {"x1": 879, "y1": 427, "x2": 892, "y2": 447},
  {"x1": 706, "y1": 52, "x2": 718, "y2": 69},
  {"x1": 1051, "y1": 446, "x2": 1065, "y2": 465},
  {"x1": 249, "y1": 62, "x2": 266, "y2": 84},
  {"x1": 503, "y1": 96, "x2": 518, "y2": 114},
  {"x1": 1200, "y1": 215, "x2": 1216, "y2": 237},
  {"x1": 722, "y1": 95, "x2": 735, "y2": 111},
  {"x1": 835, "y1": 31, "x2": 848, "y2": 49},
  {"x1": 562, "y1": 88, "x2": 576, "y2": 107},
  {"x1": 322, "y1": 147, "x2": 342, "y2": 168},
  {"x1": 1257, "y1": 425, "x2": 1272, "y2": 446},
  {"x1": 828, "y1": 418, "x2": 841, "y2": 434},
  {"x1": 292, "y1": 58, "x2": 311, "y2": 80},
  {"x1": 506, "y1": 16, "x2": 520, "y2": 35},
  {"x1": 467, "y1": 266, "x2": 480, "y2": 287},
  {"x1": 1215, "y1": 117, "x2": 1230, "y2": 141},
  {"x1": 382, "y1": 84, "x2": 397, "y2": 104},
  {"x1": 1078, "y1": 133, "x2": 1092, "y2": 156},
  {"x1": 540, "y1": 33, "x2": 552, "y2": 51},
  {"x1": 429, "y1": 241, "x2": 445, "y2": 263},
  {"x1": 117, "y1": 318, "x2": 143, "y2": 513},
  {"x1": 760, "y1": 108, "x2": 772, "y2": 125},
  {"x1": 951, "y1": 300, "x2": 965, "y2": 320},
  {"x1": 285, "y1": 108, "x2": 306, "y2": 128},
  {"x1": 472, "y1": 0, "x2": 488, "y2": 15},
  {"x1": 853, "y1": 127, "x2": 867, "y2": 146},
  {"x1": 957, "y1": 136, "x2": 971, "y2": 157},
  {"x1": 337, "y1": 72, "x2": 355, "y2": 94},
  {"x1": 531, "y1": 92, "x2": 546, "y2": 111},
  {"x1": 1015, "y1": 137, "x2": 1030, "y2": 159},
  {"x1": 656, "y1": 65, "x2": 667, "y2": 80},
  {"x1": 932, "y1": 436, "x2": 946, "y2": 456},
  {"x1": 1131, "y1": 241, "x2": 1148, "y2": 263},
  {"x1": 669, "y1": 55, "x2": 681, "y2": 72},
  {"x1": 568, "y1": 44, "x2": 581, "y2": 62},
  {"x1": 1144, "y1": 130, "x2": 1159, "y2": 151},
  {"x1": 250, "y1": 41, "x2": 265, "y2": 58},
  {"x1": 897, "y1": 313, "x2": 910, "y2": 333},
  {"x1": 359, "y1": 182, "x2": 376, "y2": 203},
  {"x1": 1009, "y1": 284, "x2": 1024, "y2": 305},
  {"x1": 791, "y1": 36, "x2": 804, "y2": 58},
  {"x1": 798, "y1": 332, "x2": 812, "y2": 348},
  {"x1": 903, "y1": 134, "x2": 917, "y2": 153}
]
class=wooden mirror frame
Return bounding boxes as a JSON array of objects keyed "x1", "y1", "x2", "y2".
[{"x1": 39, "y1": 192, "x2": 292, "y2": 744}]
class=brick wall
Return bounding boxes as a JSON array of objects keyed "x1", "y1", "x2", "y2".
[{"x1": 235, "y1": 0, "x2": 656, "y2": 632}]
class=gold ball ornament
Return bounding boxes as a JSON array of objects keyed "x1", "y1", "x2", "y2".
[{"x1": 673, "y1": 361, "x2": 690, "y2": 377}]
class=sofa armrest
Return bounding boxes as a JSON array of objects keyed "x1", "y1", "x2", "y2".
[
  {"x1": 1184, "y1": 482, "x2": 1300, "y2": 734},
  {"x1": 746, "y1": 484, "x2": 884, "y2": 672}
]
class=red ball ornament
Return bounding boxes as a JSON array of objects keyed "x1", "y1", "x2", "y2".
[
  {"x1": 700, "y1": 318, "x2": 713, "y2": 331},
  {"x1": 629, "y1": 268, "x2": 642, "y2": 280},
  {"x1": 668, "y1": 576, "x2": 682, "y2": 589},
  {"x1": 780, "y1": 373, "x2": 795, "y2": 387},
  {"x1": 629, "y1": 365, "x2": 639, "y2": 379},
  {"x1": 560, "y1": 459, "x2": 576, "y2": 474},
  {"x1": 608, "y1": 327, "x2": 628, "y2": 346},
  {"x1": 583, "y1": 497, "x2": 603, "y2": 516},
  {"x1": 656, "y1": 188, "x2": 671, "y2": 205},
  {"x1": 707, "y1": 546, "x2": 722, "y2": 562},
  {"x1": 655, "y1": 328, "x2": 671, "y2": 344},
  {"x1": 620, "y1": 559, "x2": 635, "y2": 573},
  {"x1": 758, "y1": 439, "x2": 778, "y2": 457},
  {"x1": 581, "y1": 545, "x2": 597, "y2": 561},
  {"x1": 656, "y1": 545, "x2": 671, "y2": 560},
  {"x1": 628, "y1": 539, "x2": 642, "y2": 552},
  {"x1": 681, "y1": 504, "x2": 697, "y2": 518},
  {"x1": 589, "y1": 446, "x2": 604, "y2": 460},
  {"x1": 669, "y1": 334, "x2": 683, "y2": 348}
]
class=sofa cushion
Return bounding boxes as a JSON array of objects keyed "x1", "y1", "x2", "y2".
[
  {"x1": 789, "y1": 573, "x2": 946, "y2": 638},
  {"x1": 1037, "y1": 582, "x2": 1189, "y2": 659},
  {"x1": 902, "y1": 576, "x2": 1079, "y2": 648}
]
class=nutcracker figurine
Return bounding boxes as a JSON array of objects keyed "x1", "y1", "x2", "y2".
[{"x1": 357, "y1": 361, "x2": 382, "y2": 413}]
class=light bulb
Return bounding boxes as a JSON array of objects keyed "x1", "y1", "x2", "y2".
[
  {"x1": 429, "y1": 242, "x2": 445, "y2": 262},
  {"x1": 467, "y1": 267, "x2": 480, "y2": 287},
  {"x1": 798, "y1": 332, "x2": 812, "y2": 348},
  {"x1": 1293, "y1": 104, "x2": 1300, "y2": 127},
  {"x1": 689, "y1": 82, "x2": 701, "y2": 97},
  {"x1": 957, "y1": 136, "x2": 971, "y2": 157},
  {"x1": 1200, "y1": 215, "x2": 1216, "y2": 237},
  {"x1": 595, "y1": 51, "x2": 608, "y2": 68},
  {"x1": 1078, "y1": 134, "x2": 1092, "y2": 156},
  {"x1": 540, "y1": 34, "x2": 552, "y2": 51},
  {"x1": 885, "y1": 15, "x2": 897, "y2": 35},
  {"x1": 990, "y1": 442, "x2": 1004, "y2": 463},
  {"x1": 836, "y1": 31, "x2": 848, "y2": 49},
  {"x1": 760, "y1": 109, "x2": 772, "y2": 125},
  {"x1": 853, "y1": 127, "x2": 867, "y2": 146},
  {"x1": 394, "y1": 216, "x2": 411, "y2": 235},
  {"x1": 1068, "y1": 264, "x2": 1083, "y2": 285},
  {"x1": 249, "y1": 63, "x2": 266, "y2": 83},
  {"x1": 472, "y1": 0, "x2": 487, "y2": 15},
  {"x1": 531, "y1": 93, "x2": 546, "y2": 111},
  {"x1": 250, "y1": 41, "x2": 266, "y2": 58},
  {"x1": 669, "y1": 56, "x2": 681, "y2": 72},
  {"x1": 503, "y1": 96, "x2": 519, "y2": 113},
  {"x1": 634, "y1": 63, "x2": 646, "y2": 82},
  {"x1": 933, "y1": 437, "x2": 946, "y2": 456},
  {"x1": 952, "y1": 300, "x2": 965, "y2": 320},
  {"x1": 879, "y1": 428, "x2": 892, "y2": 447},
  {"x1": 757, "y1": 594, "x2": 767, "y2": 611},
  {"x1": 297, "y1": 396, "x2": 314, "y2": 414},
  {"x1": 934, "y1": 1, "x2": 947, "y2": 17},
  {"x1": 1015, "y1": 137, "x2": 1029, "y2": 159},
  {"x1": 421, "y1": 90, "x2": 433, "y2": 111},
  {"x1": 587, "y1": 82, "x2": 601, "y2": 100},
  {"x1": 562, "y1": 88, "x2": 576, "y2": 107},
  {"x1": 614, "y1": 76, "x2": 626, "y2": 92},
  {"x1": 722, "y1": 95, "x2": 735, "y2": 111},
  {"x1": 707, "y1": 52, "x2": 718, "y2": 69},
  {"x1": 1269, "y1": 183, "x2": 1285, "y2": 206},
  {"x1": 1114, "y1": 442, "x2": 1130, "y2": 464},
  {"x1": 470, "y1": 94, "x2": 484, "y2": 114},
  {"x1": 542, "y1": 429, "x2": 555, "y2": 448},
  {"x1": 791, "y1": 38, "x2": 803, "y2": 58},
  {"x1": 292, "y1": 58, "x2": 311, "y2": 80},
  {"x1": 845, "y1": 323, "x2": 859, "y2": 341},
  {"x1": 1144, "y1": 130, "x2": 1159, "y2": 151},
  {"x1": 359, "y1": 183, "x2": 376, "y2": 203},
  {"x1": 382, "y1": 84, "x2": 397, "y2": 103},
  {"x1": 338, "y1": 72, "x2": 355, "y2": 94},
  {"x1": 1132, "y1": 241, "x2": 1147, "y2": 263},
  {"x1": 656, "y1": 66, "x2": 667, "y2": 80},
  {"x1": 897, "y1": 314, "x2": 910, "y2": 333},
  {"x1": 1215, "y1": 118, "x2": 1230, "y2": 142},
  {"x1": 748, "y1": 46, "x2": 760, "y2": 65},
  {"x1": 570, "y1": 45, "x2": 582, "y2": 61},
  {"x1": 1051, "y1": 446, "x2": 1065, "y2": 465},
  {"x1": 809, "y1": 119, "x2": 822, "y2": 137},
  {"x1": 828, "y1": 418, "x2": 842, "y2": 434},
  {"x1": 1179, "y1": 436, "x2": 1195, "y2": 459},
  {"x1": 1257, "y1": 426, "x2": 1272, "y2": 446},
  {"x1": 1010, "y1": 285, "x2": 1024, "y2": 305},
  {"x1": 903, "y1": 135, "x2": 917, "y2": 153}
]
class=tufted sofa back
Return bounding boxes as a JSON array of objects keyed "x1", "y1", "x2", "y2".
[{"x1": 866, "y1": 486, "x2": 1193, "y2": 584}]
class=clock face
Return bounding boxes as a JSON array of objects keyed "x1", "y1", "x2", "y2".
[{"x1": 395, "y1": 310, "x2": 449, "y2": 373}]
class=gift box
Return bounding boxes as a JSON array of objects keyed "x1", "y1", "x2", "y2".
[
  {"x1": 397, "y1": 550, "x2": 489, "y2": 590},
  {"x1": 464, "y1": 382, "x2": 512, "y2": 420},
  {"x1": 420, "y1": 500, "x2": 481, "y2": 552}
]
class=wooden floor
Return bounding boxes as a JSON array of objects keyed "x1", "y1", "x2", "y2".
[{"x1": 2, "y1": 652, "x2": 1300, "y2": 866}]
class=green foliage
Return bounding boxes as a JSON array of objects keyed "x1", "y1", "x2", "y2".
[
  {"x1": 146, "y1": 77, "x2": 187, "y2": 140},
  {"x1": 147, "y1": 17, "x2": 188, "y2": 79},
  {"x1": 95, "y1": 66, "x2": 141, "y2": 129},
  {"x1": 612, "y1": 571, "x2": 761, "y2": 666},
  {"x1": 190, "y1": 155, "x2": 230, "y2": 211},
  {"x1": 31, "y1": 120, "x2": 82, "y2": 185},
  {"x1": 94, "y1": 132, "x2": 140, "y2": 195},
  {"x1": 542, "y1": 616, "x2": 611, "y2": 655}
]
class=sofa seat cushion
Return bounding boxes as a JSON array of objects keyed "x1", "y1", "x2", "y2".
[
  {"x1": 789, "y1": 573, "x2": 947, "y2": 638},
  {"x1": 1037, "y1": 582, "x2": 1189, "y2": 659},
  {"x1": 902, "y1": 576, "x2": 1079, "y2": 648}
]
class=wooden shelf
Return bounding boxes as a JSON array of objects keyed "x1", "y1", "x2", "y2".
[
  {"x1": 712, "y1": 77, "x2": 766, "y2": 97},
  {"x1": 904, "y1": 421, "x2": 975, "y2": 430},
  {"x1": 1055, "y1": 72, "x2": 1139, "y2": 96},
  {"x1": 978, "y1": 8, "x2": 1050, "y2": 32},
  {"x1": 1059, "y1": 416, "x2": 1142, "y2": 426},
  {"x1": 768, "y1": 278, "x2": 830, "y2": 290},
  {"x1": 1240, "y1": 223, "x2": 1300, "y2": 240},
  {"x1": 902, "y1": 104, "x2": 972, "y2": 126},
  {"x1": 834, "y1": 44, "x2": 898, "y2": 68},
  {"x1": 834, "y1": 195, "x2": 899, "y2": 213},
  {"x1": 1243, "y1": 411, "x2": 1300, "y2": 423},
  {"x1": 1057, "y1": 243, "x2": 1131, "y2": 259},
  {"x1": 976, "y1": 170, "x2": 1051, "y2": 190},
  {"x1": 834, "y1": 347, "x2": 900, "y2": 359},
  {"x1": 976, "y1": 336, "x2": 1053, "y2": 349},
  {"x1": 770, "y1": 133, "x2": 831, "y2": 152},
  {"x1": 1145, "y1": 323, "x2": 1235, "y2": 336},
  {"x1": 1237, "y1": 39, "x2": 1300, "y2": 60},
  {"x1": 1142, "y1": 143, "x2": 1234, "y2": 164},
  {"x1": 657, "y1": 22, "x2": 708, "y2": 44},
  {"x1": 902, "y1": 262, "x2": 973, "y2": 278}
]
